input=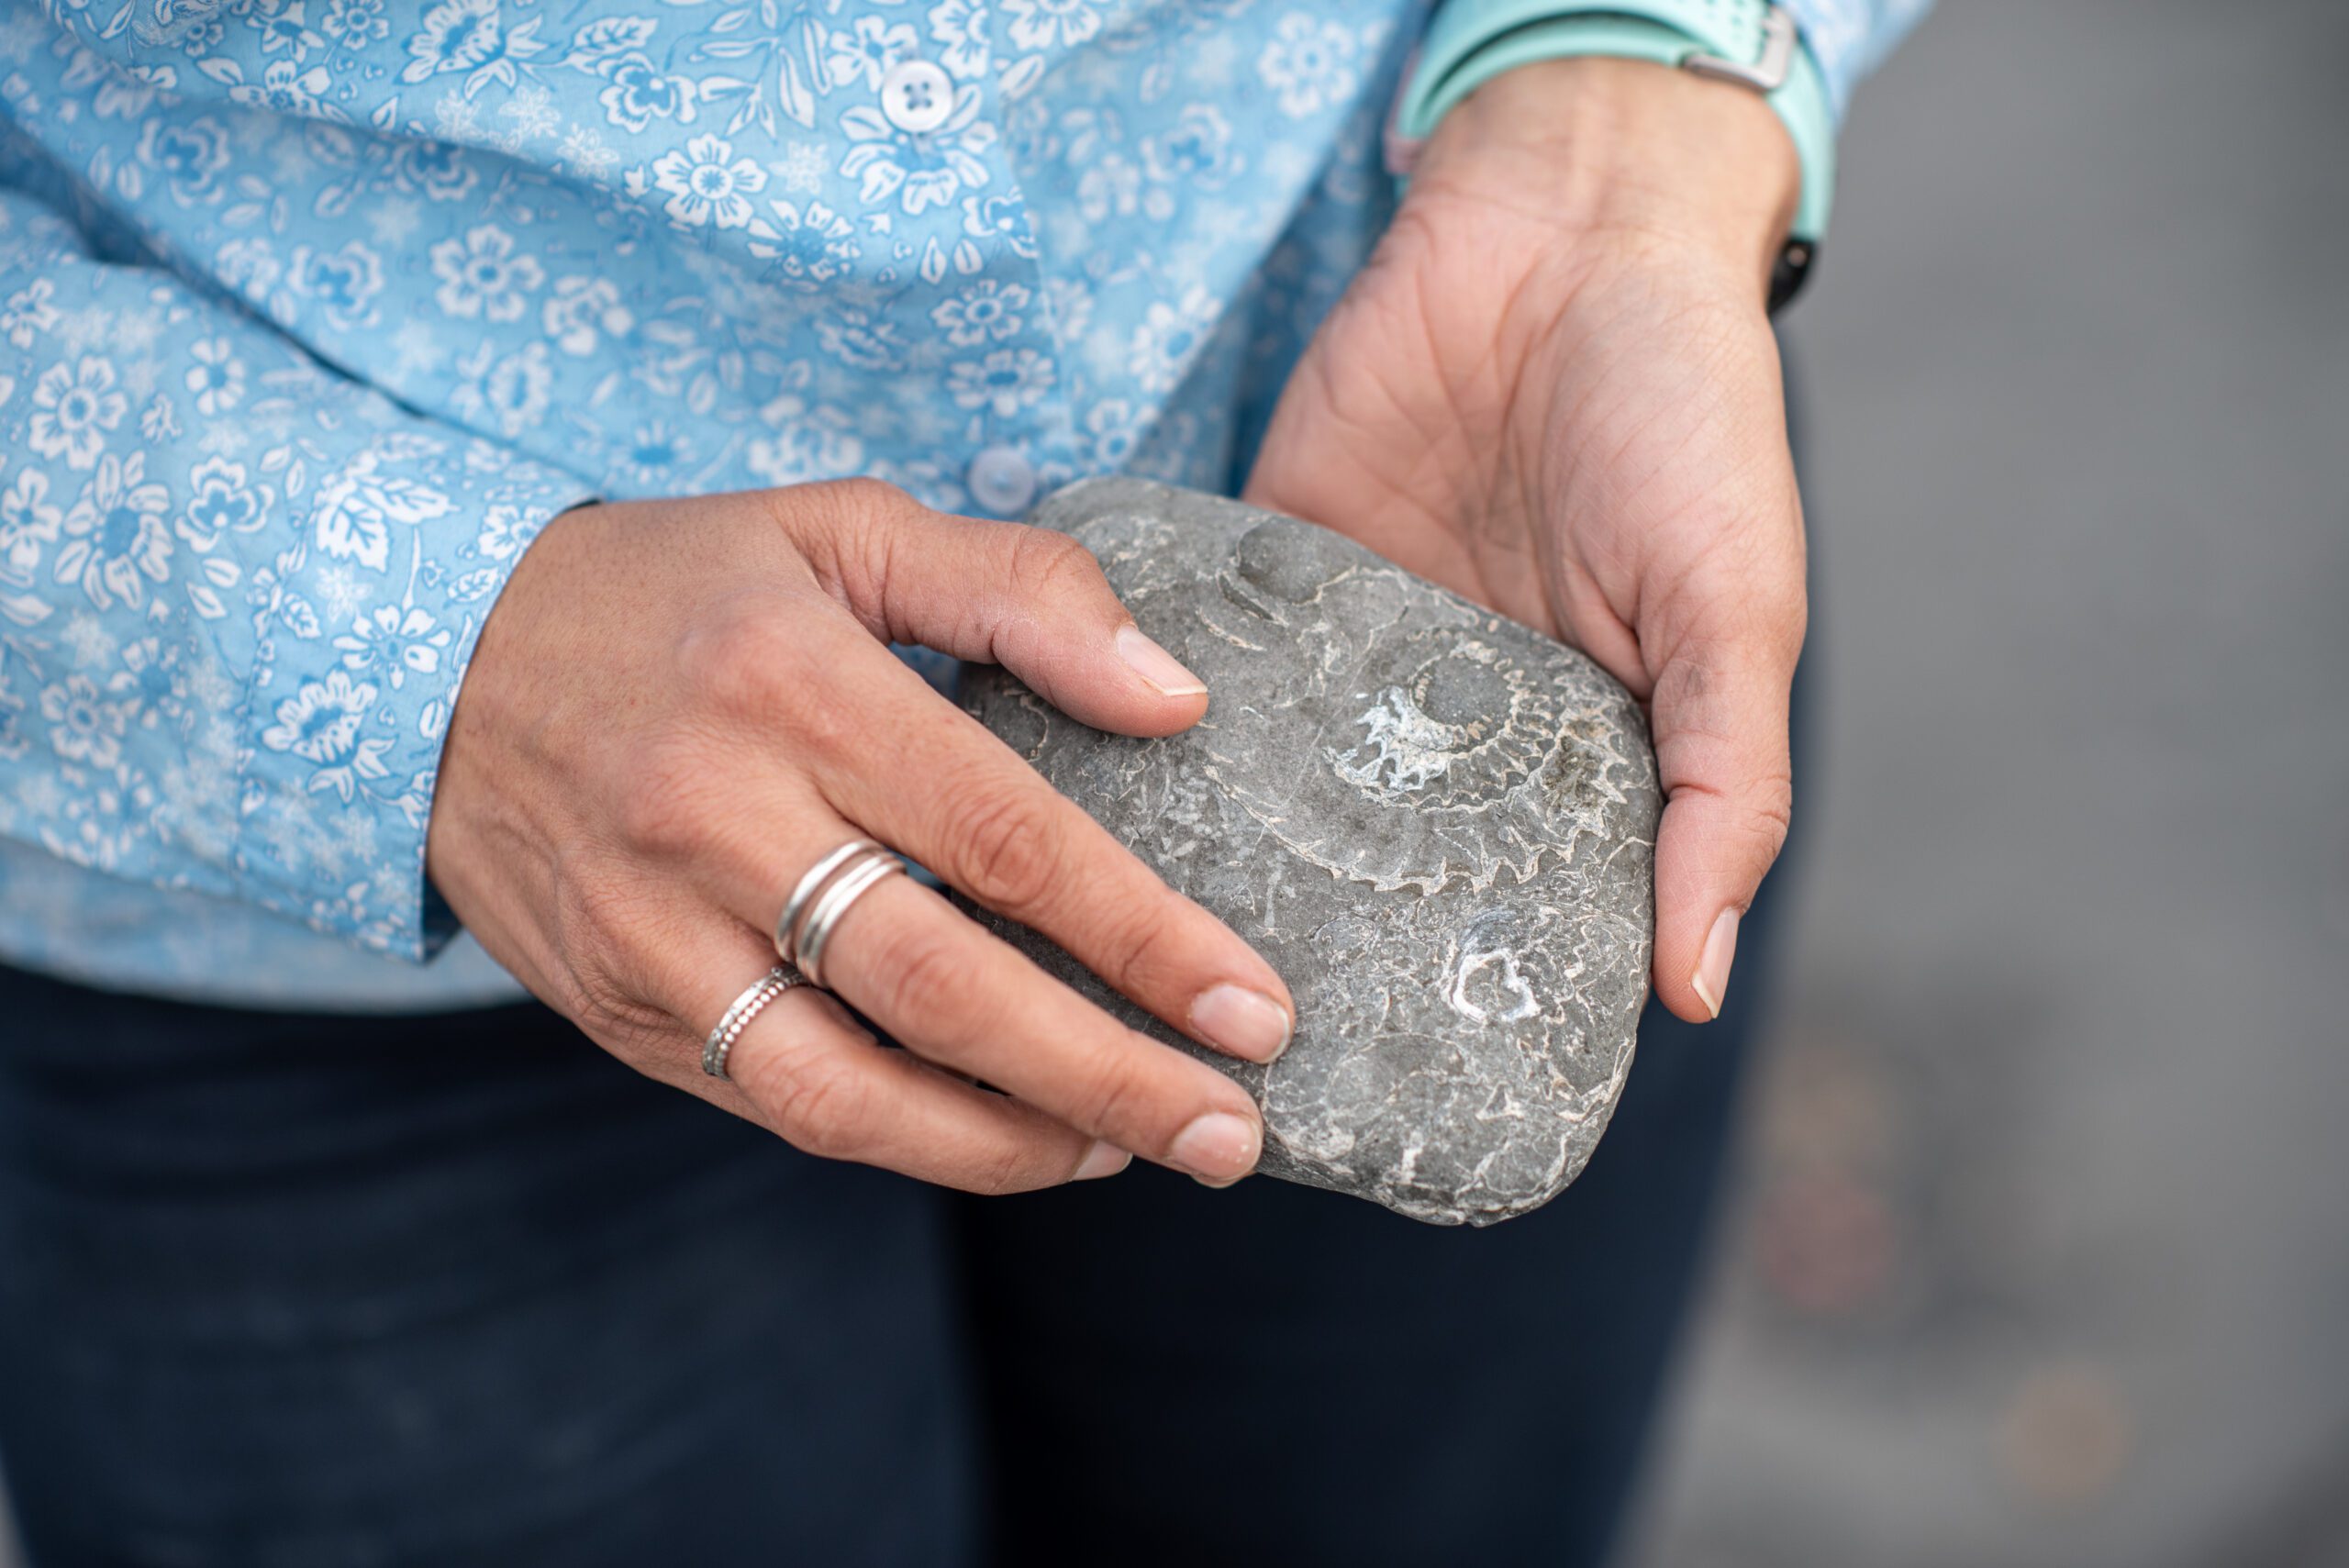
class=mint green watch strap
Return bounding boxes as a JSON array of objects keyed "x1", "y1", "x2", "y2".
[{"x1": 1398, "y1": 0, "x2": 1837, "y2": 246}]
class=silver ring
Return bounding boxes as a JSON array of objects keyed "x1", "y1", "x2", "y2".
[
  {"x1": 774, "y1": 838, "x2": 885, "y2": 964},
  {"x1": 702, "y1": 965, "x2": 806, "y2": 1080},
  {"x1": 795, "y1": 849, "x2": 906, "y2": 990}
]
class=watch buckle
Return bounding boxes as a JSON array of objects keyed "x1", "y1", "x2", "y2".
[{"x1": 1683, "y1": 3, "x2": 1798, "y2": 93}]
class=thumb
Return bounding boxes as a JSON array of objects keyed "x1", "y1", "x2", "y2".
[
  {"x1": 794, "y1": 479, "x2": 1210, "y2": 738},
  {"x1": 1644, "y1": 572, "x2": 1806, "y2": 1025}
]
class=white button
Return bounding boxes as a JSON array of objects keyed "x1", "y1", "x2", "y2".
[
  {"x1": 880, "y1": 59, "x2": 954, "y2": 135},
  {"x1": 966, "y1": 446, "x2": 1037, "y2": 516}
]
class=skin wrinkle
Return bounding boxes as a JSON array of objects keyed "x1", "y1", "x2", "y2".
[{"x1": 1306, "y1": 268, "x2": 1466, "y2": 485}]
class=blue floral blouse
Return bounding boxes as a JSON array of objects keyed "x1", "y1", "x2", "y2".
[{"x1": 0, "y1": 0, "x2": 1927, "y2": 1008}]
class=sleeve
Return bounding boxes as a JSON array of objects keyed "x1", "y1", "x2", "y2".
[
  {"x1": 1408, "y1": 0, "x2": 1936, "y2": 127},
  {"x1": 0, "y1": 183, "x2": 599, "y2": 963},
  {"x1": 1778, "y1": 0, "x2": 1935, "y2": 118}
]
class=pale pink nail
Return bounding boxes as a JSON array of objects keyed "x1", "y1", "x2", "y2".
[
  {"x1": 1190, "y1": 984, "x2": 1292, "y2": 1063},
  {"x1": 1691, "y1": 908, "x2": 1741, "y2": 1020},
  {"x1": 1166, "y1": 1111, "x2": 1260, "y2": 1185},
  {"x1": 1116, "y1": 624, "x2": 1208, "y2": 698},
  {"x1": 1074, "y1": 1140, "x2": 1131, "y2": 1182}
]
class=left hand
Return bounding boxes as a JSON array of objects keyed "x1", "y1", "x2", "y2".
[{"x1": 1246, "y1": 57, "x2": 1809, "y2": 1023}]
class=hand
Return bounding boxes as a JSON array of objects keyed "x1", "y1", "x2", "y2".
[
  {"x1": 428, "y1": 480, "x2": 1294, "y2": 1191},
  {"x1": 1247, "y1": 58, "x2": 1808, "y2": 1023}
]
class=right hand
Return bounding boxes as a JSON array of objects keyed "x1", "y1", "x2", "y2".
[{"x1": 427, "y1": 480, "x2": 1292, "y2": 1193}]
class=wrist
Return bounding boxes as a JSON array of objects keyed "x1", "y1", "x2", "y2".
[{"x1": 1412, "y1": 56, "x2": 1801, "y2": 303}]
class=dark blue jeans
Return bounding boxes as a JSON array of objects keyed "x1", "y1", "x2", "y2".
[{"x1": 0, "y1": 885, "x2": 1776, "y2": 1568}]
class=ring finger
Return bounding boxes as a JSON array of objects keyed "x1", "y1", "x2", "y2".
[{"x1": 637, "y1": 912, "x2": 1130, "y2": 1194}]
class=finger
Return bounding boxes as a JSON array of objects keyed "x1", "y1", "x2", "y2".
[
  {"x1": 797, "y1": 631, "x2": 1296, "y2": 1067},
  {"x1": 636, "y1": 917, "x2": 1132, "y2": 1194},
  {"x1": 778, "y1": 478, "x2": 1210, "y2": 739},
  {"x1": 803, "y1": 869, "x2": 1266, "y2": 1186},
  {"x1": 1644, "y1": 568, "x2": 1806, "y2": 1025}
]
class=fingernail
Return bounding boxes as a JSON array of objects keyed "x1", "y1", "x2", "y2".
[
  {"x1": 1189, "y1": 984, "x2": 1293, "y2": 1063},
  {"x1": 1690, "y1": 908, "x2": 1741, "y2": 1020},
  {"x1": 1166, "y1": 1110, "x2": 1260, "y2": 1186},
  {"x1": 1074, "y1": 1140, "x2": 1131, "y2": 1182},
  {"x1": 1116, "y1": 624, "x2": 1208, "y2": 698}
]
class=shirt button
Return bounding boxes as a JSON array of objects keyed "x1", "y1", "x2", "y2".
[
  {"x1": 966, "y1": 446, "x2": 1038, "y2": 516},
  {"x1": 880, "y1": 59, "x2": 954, "y2": 135}
]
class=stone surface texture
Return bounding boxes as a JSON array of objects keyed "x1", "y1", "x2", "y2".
[{"x1": 961, "y1": 479, "x2": 1660, "y2": 1225}]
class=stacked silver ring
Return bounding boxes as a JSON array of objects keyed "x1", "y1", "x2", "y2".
[
  {"x1": 774, "y1": 836, "x2": 907, "y2": 990},
  {"x1": 703, "y1": 965, "x2": 805, "y2": 1080}
]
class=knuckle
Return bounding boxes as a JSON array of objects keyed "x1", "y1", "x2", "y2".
[
  {"x1": 1082, "y1": 895, "x2": 1180, "y2": 1000},
  {"x1": 800, "y1": 480, "x2": 923, "y2": 616},
  {"x1": 1063, "y1": 1053, "x2": 1153, "y2": 1142},
  {"x1": 1002, "y1": 528, "x2": 1106, "y2": 606},
  {"x1": 941, "y1": 784, "x2": 1066, "y2": 918},
  {"x1": 675, "y1": 602, "x2": 868, "y2": 756},
  {"x1": 862, "y1": 919, "x2": 984, "y2": 1040},
  {"x1": 814, "y1": 475, "x2": 913, "y2": 524},
  {"x1": 677, "y1": 604, "x2": 804, "y2": 720},
  {"x1": 757, "y1": 1050, "x2": 877, "y2": 1162}
]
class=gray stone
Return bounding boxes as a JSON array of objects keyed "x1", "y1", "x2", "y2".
[{"x1": 960, "y1": 479, "x2": 1660, "y2": 1226}]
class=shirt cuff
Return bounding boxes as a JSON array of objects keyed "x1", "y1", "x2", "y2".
[{"x1": 234, "y1": 426, "x2": 597, "y2": 962}]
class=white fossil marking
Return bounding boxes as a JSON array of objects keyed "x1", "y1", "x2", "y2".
[
  {"x1": 1449, "y1": 944, "x2": 1542, "y2": 1026},
  {"x1": 1333, "y1": 684, "x2": 1464, "y2": 796}
]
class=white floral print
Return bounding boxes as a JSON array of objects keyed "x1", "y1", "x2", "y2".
[
  {"x1": 402, "y1": 0, "x2": 545, "y2": 95},
  {"x1": 1004, "y1": 0, "x2": 1103, "y2": 51},
  {"x1": 597, "y1": 54, "x2": 697, "y2": 134},
  {"x1": 828, "y1": 17, "x2": 918, "y2": 90},
  {"x1": 429, "y1": 226, "x2": 544, "y2": 322},
  {"x1": 176, "y1": 456, "x2": 272, "y2": 550},
  {"x1": 1126, "y1": 285, "x2": 1221, "y2": 396},
  {"x1": 932, "y1": 279, "x2": 1030, "y2": 346},
  {"x1": 651, "y1": 134, "x2": 768, "y2": 231},
  {"x1": 542, "y1": 276, "x2": 634, "y2": 357},
  {"x1": 928, "y1": 0, "x2": 991, "y2": 77},
  {"x1": 0, "y1": 468, "x2": 64, "y2": 584},
  {"x1": 288, "y1": 241, "x2": 384, "y2": 332},
  {"x1": 182, "y1": 337, "x2": 245, "y2": 416},
  {"x1": 948, "y1": 347, "x2": 1054, "y2": 417},
  {"x1": 1258, "y1": 14, "x2": 1359, "y2": 119},
  {"x1": 28, "y1": 358, "x2": 128, "y2": 470},
  {"x1": 54, "y1": 452, "x2": 173, "y2": 611},
  {"x1": 39, "y1": 674, "x2": 132, "y2": 769},
  {"x1": 840, "y1": 91, "x2": 993, "y2": 215},
  {"x1": 2, "y1": 277, "x2": 59, "y2": 350}
]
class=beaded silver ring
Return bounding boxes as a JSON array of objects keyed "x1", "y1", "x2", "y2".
[{"x1": 702, "y1": 965, "x2": 805, "y2": 1080}]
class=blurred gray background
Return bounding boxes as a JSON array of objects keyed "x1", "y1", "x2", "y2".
[
  {"x1": 4, "y1": 1, "x2": 2343, "y2": 1563},
  {"x1": 1622, "y1": 1, "x2": 2349, "y2": 1565}
]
